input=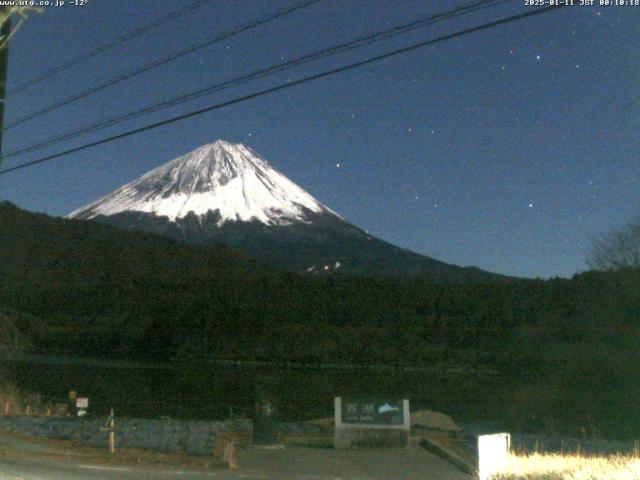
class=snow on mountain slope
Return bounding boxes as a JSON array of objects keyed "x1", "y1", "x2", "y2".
[
  {"x1": 68, "y1": 140, "x2": 341, "y2": 226},
  {"x1": 65, "y1": 140, "x2": 506, "y2": 281}
]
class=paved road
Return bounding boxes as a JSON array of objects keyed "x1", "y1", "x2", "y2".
[
  {"x1": 0, "y1": 458, "x2": 243, "y2": 480},
  {"x1": 236, "y1": 445, "x2": 473, "y2": 480},
  {"x1": 0, "y1": 428, "x2": 472, "y2": 479},
  {"x1": 0, "y1": 450, "x2": 472, "y2": 480}
]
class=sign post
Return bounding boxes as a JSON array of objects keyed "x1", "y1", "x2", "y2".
[
  {"x1": 67, "y1": 390, "x2": 77, "y2": 417},
  {"x1": 253, "y1": 375, "x2": 279, "y2": 446},
  {"x1": 334, "y1": 397, "x2": 410, "y2": 449}
]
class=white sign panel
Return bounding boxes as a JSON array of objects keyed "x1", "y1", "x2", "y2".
[
  {"x1": 334, "y1": 397, "x2": 410, "y2": 449},
  {"x1": 478, "y1": 433, "x2": 510, "y2": 480},
  {"x1": 76, "y1": 397, "x2": 89, "y2": 409}
]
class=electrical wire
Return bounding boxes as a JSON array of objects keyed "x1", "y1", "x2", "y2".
[
  {"x1": 0, "y1": 5, "x2": 563, "y2": 177},
  {"x1": 2, "y1": 0, "x2": 323, "y2": 130},
  {"x1": 5, "y1": 0, "x2": 216, "y2": 97},
  {"x1": 1, "y1": 0, "x2": 509, "y2": 162}
]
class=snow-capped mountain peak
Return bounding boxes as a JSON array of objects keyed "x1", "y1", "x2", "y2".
[{"x1": 68, "y1": 140, "x2": 340, "y2": 226}]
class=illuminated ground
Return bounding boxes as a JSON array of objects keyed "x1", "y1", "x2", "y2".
[{"x1": 0, "y1": 428, "x2": 471, "y2": 479}]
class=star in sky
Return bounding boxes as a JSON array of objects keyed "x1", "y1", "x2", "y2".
[{"x1": 7, "y1": 0, "x2": 636, "y2": 279}]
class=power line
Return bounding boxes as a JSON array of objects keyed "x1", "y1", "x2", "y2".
[
  {"x1": 1, "y1": 0, "x2": 508, "y2": 162},
  {"x1": 5, "y1": 0, "x2": 216, "y2": 98},
  {"x1": 0, "y1": 5, "x2": 562, "y2": 177},
  {"x1": 2, "y1": 0, "x2": 323, "y2": 130}
]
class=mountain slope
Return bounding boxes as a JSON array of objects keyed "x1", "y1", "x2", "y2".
[
  {"x1": 69, "y1": 140, "x2": 340, "y2": 226},
  {"x1": 0, "y1": 201, "x2": 507, "y2": 361},
  {"x1": 0, "y1": 200, "x2": 269, "y2": 292},
  {"x1": 4, "y1": 203, "x2": 640, "y2": 441},
  {"x1": 68, "y1": 140, "x2": 504, "y2": 282}
]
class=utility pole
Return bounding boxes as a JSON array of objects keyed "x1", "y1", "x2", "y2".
[{"x1": 0, "y1": 7, "x2": 10, "y2": 159}]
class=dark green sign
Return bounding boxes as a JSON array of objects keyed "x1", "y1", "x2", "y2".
[{"x1": 341, "y1": 399, "x2": 404, "y2": 425}]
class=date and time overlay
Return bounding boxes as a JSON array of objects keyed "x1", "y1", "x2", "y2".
[
  {"x1": 1, "y1": 0, "x2": 638, "y2": 9},
  {"x1": 526, "y1": 0, "x2": 640, "y2": 5}
]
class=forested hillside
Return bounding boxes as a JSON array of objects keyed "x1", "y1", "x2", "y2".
[{"x1": 1, "y1": 201, "x2": 639, "y2": 438}]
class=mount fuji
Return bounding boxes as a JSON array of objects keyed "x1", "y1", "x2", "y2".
[{"x1": 68, "y1": 140, "x2": 501, "y2": 282}]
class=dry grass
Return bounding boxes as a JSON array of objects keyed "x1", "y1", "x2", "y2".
[
  {"x1": 493, "y1": 452, "x2": 640, "y2": 480},
  {"x1": 0, "y1": 382, "x2": 22, "y2": 401},
  {"x1": 0, "y1": 382, "x2": 51, "y2": 416}
]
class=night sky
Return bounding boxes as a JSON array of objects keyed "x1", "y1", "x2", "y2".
[{"x1": 0, "y1": 0, "x2": 638, "y2": 279}]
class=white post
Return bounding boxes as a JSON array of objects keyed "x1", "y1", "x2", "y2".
[
  {"x1": 478, "y1": 433, "x2": 510, "y2": 480},
  {"x1": 108, "y1": 408, "x2": 115, "y2": 454}
]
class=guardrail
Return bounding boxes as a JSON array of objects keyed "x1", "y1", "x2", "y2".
[{"x1": 0, "y1": 352, "x2": 499, "y2": 374}]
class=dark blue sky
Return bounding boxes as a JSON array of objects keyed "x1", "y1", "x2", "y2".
[{"x1": 0, "y1": 0, "x2": 638, "y2": 278}]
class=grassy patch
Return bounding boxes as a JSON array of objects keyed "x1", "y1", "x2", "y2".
[
  {"x1": 0, "y1": 382, "x2": 48, "y2": 415},
  {"x1": 0, "y1": 428, "x2": 225, "y2": 470},
  {"x1": 494, "y1": 452, "x2": 640, "y2": 479}
]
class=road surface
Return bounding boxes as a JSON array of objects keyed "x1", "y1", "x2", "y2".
[{"x1": 0, "y1": 428, "x2": 472, "y2": 479}]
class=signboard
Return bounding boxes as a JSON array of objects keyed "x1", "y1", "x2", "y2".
[
  {"x1": 341, "y1": 399, "x2": 404, "y2": 425},
  {"x1": 334, "y1": 397, "x2": 410, "y2": 449},
  {"x1": 75, "y1": 397, "x2": 89, "y2": 417},
  {"x1": 478, "y1": 433, "x2": 510, "y2": 480}
]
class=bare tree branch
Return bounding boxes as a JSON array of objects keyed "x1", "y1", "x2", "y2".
[{"x1": 588, "y1": 218, "x2": 640, "y2": 271}]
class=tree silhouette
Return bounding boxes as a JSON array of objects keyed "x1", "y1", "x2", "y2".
[{"x1": 589, "y1": 218, "x2": 640, "y2": 270}]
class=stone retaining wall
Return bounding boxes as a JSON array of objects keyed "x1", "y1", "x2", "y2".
[{"x1": 0, "y1": 416, "x2": 252, "y2": 455}]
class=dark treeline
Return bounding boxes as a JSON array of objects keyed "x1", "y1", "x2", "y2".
[{"x1": 1, "y1": 202, "x2": 639, "y2": 438}]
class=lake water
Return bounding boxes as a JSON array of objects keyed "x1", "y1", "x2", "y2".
[{"x1": 1, "y1": 356, "x2": 508, "y2": 424}]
